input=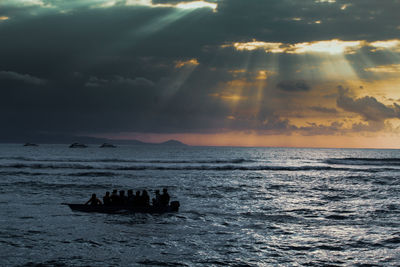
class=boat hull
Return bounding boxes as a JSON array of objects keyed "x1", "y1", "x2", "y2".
[{"x1": 66, "y1": 201, "x2": 179, "y2": 214}]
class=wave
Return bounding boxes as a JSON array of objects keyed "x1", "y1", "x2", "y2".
[
  {"x1": 0, "y1": 170, "x2": 122, "y2": 178},
  {"x1": 0, "y1": 162, "x2": 397, "y2": 172},
  {"x1": 4, "y1": 180, "x2": 108, "y2": 190},
  {"x1": 326, "y1": 157, "x2": 400, "y2": 166},
  {"x1": 0, "y1": 156, "x2": 252, "y2": 164}
]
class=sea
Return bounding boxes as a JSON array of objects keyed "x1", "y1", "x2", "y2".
[{"x1": 0, "y1": 144, "x2": 399, "y2": 266}]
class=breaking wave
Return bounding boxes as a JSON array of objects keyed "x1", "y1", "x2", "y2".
[
  {"x1": 325, "y1": 157, "x2": 400, "y2": 166},
  {"x1": 0, "y1": 156, "x2": 252, "y2": 164}
]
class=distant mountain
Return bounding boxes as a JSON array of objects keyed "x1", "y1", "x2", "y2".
[
  {"x1": 0, "y1": 132, "x2": 188, "y2": 146},
  {"x1": 111, "y1": 139, "x2": 187, "y2": 146},
  {"x1": 159, "y1": 140, "x2": 187, "y2": 146}
]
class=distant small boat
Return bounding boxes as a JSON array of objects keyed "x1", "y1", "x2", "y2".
[
  {"x1": 64, "y1": 201, "x2": 180, "y2": 214},
  {"x1": 23, "y1": 143, "x2": 38, "y2": 147},
  {"x1": 100, "y1": 143, "x2": 116, "y2": 148},
  {"x1": 69, "y1": 143, "x2": 88, "y2": 148}
]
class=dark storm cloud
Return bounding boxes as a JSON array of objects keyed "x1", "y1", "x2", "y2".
[
  {"x1": 310, "y1": 106, "x2": 338, "y2": 114},
  {"x1": 85, "y1": 76, "x2": 155, "y2": 88},
  {"x1": 0, "y1": 0, "x2": 399, "y2": 139},
  {"x1": 350, "y1": 121, "x2": 386, "y2": 132},
  {"x1": 337, "y1": 86, "x2": 400, "y2": 122},
  {"x1": 297, "y1": 121, "x2": 344, "y2": 136},
  {"x1": 214, "y1": 0, "x2": 400, "y2": 42},
  {"x1": 276, "y1": 80, "x2": 311, "y2": 92},
  {"x1": 0, "y1": 71, "x2": 46, "y2": 85}
]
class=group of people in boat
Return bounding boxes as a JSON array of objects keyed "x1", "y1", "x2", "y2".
[{"x1": 85, "y1": 188, "x2": 170, "y2": 208}]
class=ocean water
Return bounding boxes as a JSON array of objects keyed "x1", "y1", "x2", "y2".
[{"x1": 0, "y1": 144, "x2": 400, "y2": 266}]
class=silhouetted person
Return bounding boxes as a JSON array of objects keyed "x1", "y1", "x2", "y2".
[
  {"x1": 160, "y1": 188, "x2": 170, "y2": 207},
  {"x1": 119, "y1": 190, "x2": 127, "y2": 205},
  {"x1": 103, "y1": 191, "x2": 111, "y2": 206},
  {"x1": 127, "y1": 189, "x2": 134, "y2": 205},
  {"x1": 133, "y1": 191, "x2": 141, "y2": 207},
  {"x1": 110, "y1": 189, "x2": 120, "y2": 205},
  {"x1": 141, "y1": 190, "x2": 150, "y2": 207},
  {"x1": 85, "y1": 193, "x2": 102, "y2": 206},
  {"x1": 152, "y1": 189, "x2": 161, "y2": 207}
]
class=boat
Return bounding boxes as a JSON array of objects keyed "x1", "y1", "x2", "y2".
[
  {"x1": 69, "y1": 143, "x2": 88, "y2": 148},
  {"x1": 65, "y1": 201, "x2": 180, "y2": 214},
  {"x1": 100, "y1": 143, "x2": 116, "y2": 148},
  {"x1": 24, "y1": 143, "x2": 38, "y2": 146}
]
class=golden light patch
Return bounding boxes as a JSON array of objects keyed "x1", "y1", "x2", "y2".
[
  {"x1": 126, "y1": 0, "x2": 217, "y2": 11},
  {"x1": 175, "y1": 59, "x2": 199, "y2": 68},
  {"x1": 176, "y1": 1, "x2": 217, "y2": 11},
  {"x1": 341, "y1": 4, "x2": 350, "y2": 10},
  {"x1": 0, "y1": 16, "x2": 9, "y2": 21},
  {"x1": 228, "y1": 69, "x2": 247, "y2": 78},
  {"x1": 370, "y1": 39, "x2": 400, "y2": 52},
  {"x1": 224, "y1": 39, "x2": 400, "y2": 55},
  {"x1": 225, "y1": 40, "x2": 285, "y2": 53},
  {"x1": 209, "y1": 93, "x2": 246, "y2": 102},
  {"x1": 352, "y1": 77, "x2": 400, "y2": 105},
  {"x1": 226, "y1": 79, "x2": 250, "y2": 88},
  {"x1": 256, "y1": 70, "x2": 275, "y2": 80},
  {"x1": 289, "y1": 40, "x2": 362, "y2": 55},
  {"x1": 365, "y1": 64, "x2": 400, "y2": 73},
  {"x1": 224, "y1": 39, "x2": 362, "y2": 55},
  {"x1": 227, "y1": 69, "x2": 275, "y2": 81}
]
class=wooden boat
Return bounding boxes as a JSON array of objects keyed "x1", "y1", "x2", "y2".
[
  {"x1": 24, "y1": 143, "x2": 38, "y2": 146},
  {"x1": 100, "y1": 143, "x2": 116, "y2": 148},
  {"x1": 69, "y1": 143, "x2": 88, "y2": 148},
  {"x1": 65, "y1": 201, "x2": 180, "y2": 214}
]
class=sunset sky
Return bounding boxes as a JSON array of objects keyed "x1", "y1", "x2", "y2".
[{"x1": 1, "y1": 0, "x2": 400, "y2": 148}]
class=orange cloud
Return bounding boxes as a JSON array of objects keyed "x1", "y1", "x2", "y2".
[
  {"x1": 365, "y1": 64, "x2": 400, "y2": 73},
  {"x1": 175, "y1": 58, "x2": 199, "y2": 68},
  {"x1": 223, "y1": 39, "x2": 400, "y2": 55},
  {"x1": 209, "y1": 92, "x2": 245, "y2": 102}
]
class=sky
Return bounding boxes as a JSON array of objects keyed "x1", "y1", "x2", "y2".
[{"x1": 1, "y1": 0, "x2": 400, "y2": 148}]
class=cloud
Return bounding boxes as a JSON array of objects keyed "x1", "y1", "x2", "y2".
[
  {"x1": 369, "y1": 39, "x2": 400, "y2": 52},
  {"x1": 365, "y1": 64, "x2": 400, "y2": 73},
  {"x1": 297, "y1": 121, "x2": 343, "y2": 136},
  {"x1": 223, "y1": 40, "x2": 285, "y2": 53},
  {"x1": 174, "y1": 58, "x2": 199, "y2": 68},
  {"x1": 276, "y1": 80, "x2": 311, "y2": 92},
  {"x1": 85, "y1": 75, "x2": 154, "y2": 87},
  {"x1": 223, "y1": 39, "x2": 400, "y2": 55},
  {"x1": 336, "y1": 86, "x2": 400, "y2": 122},
  {"x1": 310, "y1": 106, "x2": 338, "y2": 114},
  {"x1": 85, "y1": 76, "x2": 109, "y2": 87},
  {"x1": 0, "y1": 0, "x2": 399, "y2": 141},
  {"x1": 290, "y1": 40, "x2": 361, "y2": 55},
  {"x1": 1, "y1": 0, "x2": 50, "y2": 7},
  {"x1": 125, "y1": 0, "x2": 218, "y2": 11},
  {"x1": 0, "y1": 71, "x2": 46, "y2": 85},
  {"x1": 350, "y1": 121, "x2": 386, "y2": 132}
]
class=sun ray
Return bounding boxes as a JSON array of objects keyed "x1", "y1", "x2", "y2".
[{"x1": 160, "y1": 59, "x2": 200, "y2": 100}]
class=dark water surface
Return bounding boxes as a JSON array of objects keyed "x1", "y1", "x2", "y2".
[{"x1": 1, "y1": 144, "x2": 400, "y2": 266}]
